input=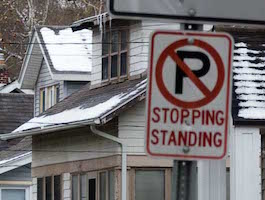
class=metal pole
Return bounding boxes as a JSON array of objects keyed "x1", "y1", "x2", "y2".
[{"x1": 172, "y1": 23, "x2": 203, "y2": 200}]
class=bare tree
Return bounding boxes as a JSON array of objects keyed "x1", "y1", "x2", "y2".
[{"x1": 0, "y1": 0, "x2": 98, "y2": 78}]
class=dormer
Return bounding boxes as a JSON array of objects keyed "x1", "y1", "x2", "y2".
[
  {"x1": 73, "y1": 13, "x2": 181, "y2": 87},
  {"x1": 18, "y1": 26, "x2": 92, "y2": 116}
]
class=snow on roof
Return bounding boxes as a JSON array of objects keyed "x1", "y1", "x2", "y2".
[
  {"x1": 13, "y1": 79, "x2": 147, "y2": 133},
  {"x1": 40, "y1": 27, "x2": 92, "y2": 72},
  {"x1": 0, "y1": 152, "x2": 31, "y2": 166},
  {"x1": 233, "y1": 38, "x2": 265, "y2": 122}
]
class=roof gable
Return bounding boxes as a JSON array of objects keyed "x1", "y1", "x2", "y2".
[{"x1": 19, "y1": 26, "x2": 92, "y2": 89}]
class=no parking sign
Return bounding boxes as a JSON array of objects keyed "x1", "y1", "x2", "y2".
[{"x1": 145, "y1": 31, "x2": 233, "y2": 160}]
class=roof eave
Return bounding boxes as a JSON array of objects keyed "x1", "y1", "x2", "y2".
[
  {"x1": 0, "y1": 119, "x2": 96, "y2": 140},
  {"x1": 233, "y1": 119, "x2": 265, "y2": 127}
]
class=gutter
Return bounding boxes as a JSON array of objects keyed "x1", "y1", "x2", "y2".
[
  {"x1": 90, "y1": 126, "x2": 127, "y2": 200},
  {"x1": 0, "y1": 119, "x2": 95, "y2": 140}
]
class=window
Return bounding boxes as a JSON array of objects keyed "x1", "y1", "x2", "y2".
[
  {"x1": 102, "y1": 30, "x2": 128, "y2": 81},
  {"x1": 37, "y1": 175, "x2": 61, "y2": 200},
  {"x1": 1, "y1": 188, "x2": 26, "y2": 200},
  {"x1": 71, "y1": 174, "x2": 96, "y2": 200},
  {"x1": 40, "y1": 85, "x2": 60, "y2": 113},
  {"x1": 135, "y1": 170, "x2": 165, "y2": 200},
  {"x1": 99, "y1": 171, "x2": 114, "y2": 200}
]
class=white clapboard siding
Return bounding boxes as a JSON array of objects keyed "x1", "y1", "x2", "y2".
[
  {"x1": 118, "y1": 101, "x2": 146, "y2": 155},
  {"x1": 91, "y1": 30, "x2": 102, "y2": 86},
  {"x1": 34, "y1": 61, "x2": 64, "y2": 116},
  {"x1": 230, "y1": 126, "x2": 261, "y2": 200},
  {"x1": 32, "y1": 128, "x2": 120, "y2": 167}
]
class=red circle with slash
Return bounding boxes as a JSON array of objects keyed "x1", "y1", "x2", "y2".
[{"x1": 155, "y1": 38, "x2": 225, "y2": 109}]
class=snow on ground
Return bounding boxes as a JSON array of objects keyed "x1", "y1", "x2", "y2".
[
  {"x1": 40, "y1": 27, "x2": 92, "y2": 72},
  {"x1": 13, "y1": 79, "x2": 147, "y2": 133}
]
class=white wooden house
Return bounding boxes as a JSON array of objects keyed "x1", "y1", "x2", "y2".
[{"x1": 3, "y1": 15, "x2": 261, "y2": 200}]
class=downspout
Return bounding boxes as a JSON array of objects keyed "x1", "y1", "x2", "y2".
[{"x1": 90, "y1": 125, "x2": 127, "y2": 200}]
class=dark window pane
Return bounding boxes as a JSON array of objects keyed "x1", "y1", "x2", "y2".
[
  {"x1": 111, "y1": 55, "x2": 118, "y2": 78},
  {"x1": 102, "y1": 57, "x2": 109, "y2": 80},
  {"x1": 109, "y1": 171, "x2": 115, "y2": 200},
  {"x1": 72, "y1": 175, "x2": 78, "y2": 200},
  {"x1": 100, "y1": 172, "x2": 106, "y2": 200},
  {"x1": 42, "y1": 90, "x2": 46, "y2": 111},
  {"x1": 45, "y1": 177, "x2": 52, "y2": 200},
  {"x1": 89, "y1": 179, "x2": 96, "y2": 200},
  {"x1": 56, "y1": 86, "x2": 60, "y2": 103},
  {"x1": 37, "y1": 178, "x2": 43, "y2": 200},
  {"x1": 2, "y1": 189, "x2": 25, "y2": 200},
  {"x1": 111, "y1": 31, "x2": 119, "y2": 53},
  {"x1": 135, "y1": 170, "x2": 165, "y2": 200},
  {"x1": 121, "y1": 31, "x2": 127, "y2": 51},
  {"x1": 120, "y1": 52, "x2": 127, "y2": 76},
  {"x1": 81, "y1": 175, "x2": 87, "y2": 200},
  {"x1": 102, "y1": 32, "x2": 109, "y2": 55},
  {"x1": 54, "y1": 175, "x2": 61, "y2": 200}
]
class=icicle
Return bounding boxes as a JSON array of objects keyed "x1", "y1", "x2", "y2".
[
  {"x1": 99, "y1": 14, "x2": 103, "y2": 40},
  {"x1": 103, "y1": 13, "x2": 107, "y2": 36},
  {"x1": 109, "y1": 14, "x2": 112, "y2": 32}
]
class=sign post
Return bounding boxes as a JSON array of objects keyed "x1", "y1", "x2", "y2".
[
  {"x1": 109, "y1": 0, "x2": 265, "y2": 25},
  {"x1": 146, "y1": 30, "x2": 233, "y2": 159}
]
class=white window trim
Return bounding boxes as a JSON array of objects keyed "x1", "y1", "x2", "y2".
[{"x1": 0, "y1": 186, "x2": 30, "y2": 200}]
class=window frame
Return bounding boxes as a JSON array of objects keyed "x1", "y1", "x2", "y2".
[
  {"x1": 101, "y1": 29, "x2": 129, "y2": 82},
  {"x1": 0, "y1": 186, "x2": 30, "y2": 200},
  {"x1": 39, "y1": 84, "x2": 60, "y2": 113},
  {"x1": 130, "y1": 168, "x2": 171, "y2": 200},
  {"x1": 37, "y1": 175, "x2": 62, "y2": 200}
]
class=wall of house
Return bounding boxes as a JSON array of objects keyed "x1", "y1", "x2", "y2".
[
  {"x1": 0, "y1": 164, "x2": 31, "y2": 181},
  {"x1": 64, "y1": 81, "x2": 89, "y2": 97},
  {"x1": 129, "y1": 21, "x2": 180, "y2": 77},
  {"x1": 32, "y1": 126, "x2": 120, "y2": 168},
  {"x1": 118, "y1": 100, "x2": 145, "y2": 154},
  {"x1": 230, "y1": 126, "x2": 261, "y2": 200},
  {"x1": 90, "y1": 21, "x2": 180, "y2": 86},
  {"x1": 34, "y1": 61, "x2": 64, "y2": 116}
]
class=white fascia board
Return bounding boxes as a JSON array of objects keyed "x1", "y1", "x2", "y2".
[
  {"x1": 99, "y1": 89, "x2": 146, "y2": 123},
  {"x1": 35, "y1": 33, "x2": 55, "y2": 80},
  {"x1": 18, "y1": 33, "x2": 37, "y2": 86},
  {"x1": 0, "y1": 118, "x2": 95, "y2": 140},
  {"x1": 52, "y1": 73, "x2": 91, "y2": 81},
  {"x1": 0, "y1": 153, "x2": 32, "y2": 175}
]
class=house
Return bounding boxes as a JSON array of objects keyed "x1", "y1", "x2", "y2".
[
  {"x1": 0, "y1": 93, "x2": 33, "y2": 200},
  {"x1": 9, "y1": 25, "x2": 92, "y2": 116},
  {"x1": 0, "y1": 14, "x2": 231, "y2": 200},
  {"x1": 227, "y1": 27, "x2": 265, "y2": 200},
  {"x1": 0, "y1": 25, "x2": 92, "y2": 200}
]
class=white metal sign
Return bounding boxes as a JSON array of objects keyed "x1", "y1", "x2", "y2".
[
  {"x1": 108, "y1": 0, "x2": 265, "y2": 25},
  {"x1": 145, "y1": 31, "x2": 233, "y2": 160}
]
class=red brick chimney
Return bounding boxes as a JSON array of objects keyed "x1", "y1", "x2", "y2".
[{"x1": 0, "y1": 53, "x2": 9, "y2": 85}]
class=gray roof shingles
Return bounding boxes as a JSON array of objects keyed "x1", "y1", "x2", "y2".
[
  {"x1": 0, "y1": 93, "x2": 34, "y2": 134},
  {"x1": 0, "y1": 93, "x2": 33, "y2": 162}
]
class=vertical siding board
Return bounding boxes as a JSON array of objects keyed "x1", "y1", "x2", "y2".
[{"x1": 231, "y1": 127, "x2": 261, "y2": 200}]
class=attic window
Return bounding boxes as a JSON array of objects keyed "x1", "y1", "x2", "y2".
[
  {"x1": 102, "y1": 30, "x2": 128, "y2": 81},
  {"x1": 40, "y1": 85, "x2": 60, "y2": 113}
]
